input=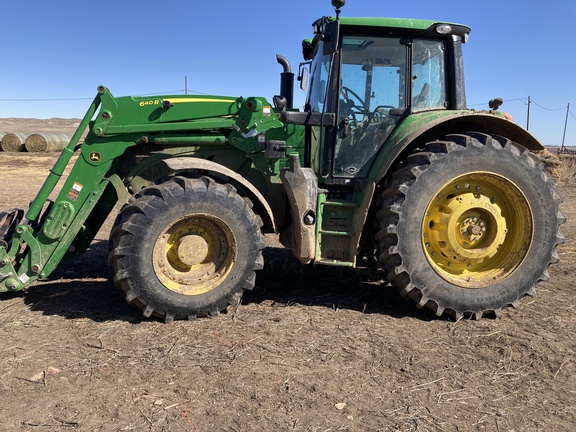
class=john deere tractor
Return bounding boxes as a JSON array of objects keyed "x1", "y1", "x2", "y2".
[{"x1": 0, "y1": 1, "x2": 564, "y2": 322}]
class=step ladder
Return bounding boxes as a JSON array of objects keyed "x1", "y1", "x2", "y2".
[{"x1": 315, "y1": 195, "x2": 359, "y2": 267}]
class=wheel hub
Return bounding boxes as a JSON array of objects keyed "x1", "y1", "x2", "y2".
[
  {"x1": 422, "y1": 173, "x2": 533, "y2": 288},
  {"x1": 433, "y1": 191, "x2": 507, "y2": 264},
  {"x1": 152, "y1": 214, "x2": 236, "y2": 296},
  {"x1": 462, "y1": 217, "x2": 485, "y2": 241},
  {"x1": 177, "y1": 235, "x2": 209, "y2": 266}
]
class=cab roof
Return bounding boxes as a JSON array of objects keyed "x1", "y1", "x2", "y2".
[{"x1": 330, "y1": 16, "x2": 471, "y2": 39}]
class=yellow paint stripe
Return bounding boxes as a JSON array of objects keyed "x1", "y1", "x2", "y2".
[{"x1": 169, "y1": 98, "x2": 237, "y2": 104}]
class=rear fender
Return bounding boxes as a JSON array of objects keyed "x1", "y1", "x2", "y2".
[{"x1": 372, "y1": 111, "x2": 544, "y2": 184}]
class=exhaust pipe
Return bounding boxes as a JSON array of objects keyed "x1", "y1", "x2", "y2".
[{"x1": 276, "y1": 54, "x2": 294, "y2": 109}]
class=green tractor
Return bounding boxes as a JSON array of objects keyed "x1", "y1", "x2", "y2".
[{"x1": 0, "y1": 1, "x2": 564, "y2": 321}]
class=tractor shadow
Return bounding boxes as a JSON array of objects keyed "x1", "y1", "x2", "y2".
[
  {"x1": 20, "y1": 241, "x2": 431, "y2": 322},
  {"x1": 247, "y1": 246, "x2": 431, "y2": 321},
  {"x1": 23, "y1": 239, "x2": 144, "y2": 323}
]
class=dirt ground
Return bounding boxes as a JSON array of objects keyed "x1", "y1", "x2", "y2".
[{"x1": 0, "y1": 120, "x2": 575, "y2": 431}]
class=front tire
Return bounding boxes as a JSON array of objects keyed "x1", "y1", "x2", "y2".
[
  {"x1": 108, "y1": 176, "x2": 265, "y2": 322},
  {"x1": 375, "y1": 133, "x2": 564, "y2": 319}
]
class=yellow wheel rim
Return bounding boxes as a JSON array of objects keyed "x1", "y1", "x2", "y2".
[
  {"x1": 153, "y1": 214, "x2": 236, "y2": 295},
  {"x1": 422, "y1": 173, "x2": 533, "y2": 288}
]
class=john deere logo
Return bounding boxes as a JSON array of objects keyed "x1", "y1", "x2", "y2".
[{"x1": 89, "y1": 152, "x2": 101, "y2": 162}]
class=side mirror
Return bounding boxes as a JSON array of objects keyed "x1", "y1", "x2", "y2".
[{"x1": 298, "y1": 63, "x2": 310, "y2": 91}]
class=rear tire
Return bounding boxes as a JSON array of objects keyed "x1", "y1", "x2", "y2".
[
  {"x1": 108, "y1": 176, "x2": 265, "y2": 322},
  {"x1": 375, "y1": 133, "x2": 564, "y2": 319}
]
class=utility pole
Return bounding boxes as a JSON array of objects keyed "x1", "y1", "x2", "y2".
[
  {"x1": 185, "y1": 76, "x2": 188, "y2": 95},
  {"x1": 561, "y1": 102, "x2": 570, "y2": 151},
  {"x1": 526, "y1": 96, "x2": 531, "y2": 131}
]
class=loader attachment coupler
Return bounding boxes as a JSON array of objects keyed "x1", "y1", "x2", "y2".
[{"x1": 0, "y1": 208, "x2": 24, "y2": 249}]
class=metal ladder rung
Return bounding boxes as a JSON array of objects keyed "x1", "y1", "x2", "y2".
[{"x1": 318, "y1": 230, "x2": 354, "y2": 236}]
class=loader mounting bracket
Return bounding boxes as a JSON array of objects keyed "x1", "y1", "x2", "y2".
[{"x1": 0, "y1": 208, "x2": 24, "y2": 249}]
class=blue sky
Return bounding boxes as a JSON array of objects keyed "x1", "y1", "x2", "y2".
[{"x1": 1, "y1": 0, "x2": 574, "y2": 146}]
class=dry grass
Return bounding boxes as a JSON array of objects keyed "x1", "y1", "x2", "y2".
[{"x1": 559, "y1": 155, "x2": 576, "y2": 184}]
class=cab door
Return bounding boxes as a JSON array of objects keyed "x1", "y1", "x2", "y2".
[{"x1": 333, "y1": 36, "x2": 448, "y2": 178}]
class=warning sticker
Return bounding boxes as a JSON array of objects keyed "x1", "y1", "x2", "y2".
[{"x1": 67, "y1": 182, "x2": 83, "y2": 201}]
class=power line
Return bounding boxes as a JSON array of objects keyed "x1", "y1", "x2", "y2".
[
  {"x1": 0, "y1": 97, "x2": 92, "y2": 102},
  {"x1": 469, "y1": 97, "x2": 569, "y2": 113},
  {"x1": 467, "y1": 97, "x2": 527, "y2": 107},
  {"x1": 529, "y1": 99, "x2": 566, "y2": 112},
  {"x1": 0, "y1": 88, "x2": 208, "y2": 102}
]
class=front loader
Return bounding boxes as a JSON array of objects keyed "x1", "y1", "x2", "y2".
[{"x1": 0, "y1": 1, "x2": 564, "y2": 322}]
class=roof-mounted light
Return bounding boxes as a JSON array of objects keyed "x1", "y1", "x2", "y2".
[{"x1": 435, "y1": 24, "x2": 452, "y2": 35}]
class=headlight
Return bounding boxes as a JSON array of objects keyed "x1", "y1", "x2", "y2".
[{"x1": 435, "y1": 24, "x2": 453, "y2": 35}]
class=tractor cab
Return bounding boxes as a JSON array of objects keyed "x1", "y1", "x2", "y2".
[{"x1": 293, "y1": 13, "x2": 471, "y2": 182}]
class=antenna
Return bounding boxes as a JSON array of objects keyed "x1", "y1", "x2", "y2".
[{"x1": 332, "y1": 0, "x2": 345, "y2": 19}]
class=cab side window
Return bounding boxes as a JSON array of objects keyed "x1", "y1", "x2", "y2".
[{"x1": 412, "y1": 39, "x2": 447, "y2": 109}]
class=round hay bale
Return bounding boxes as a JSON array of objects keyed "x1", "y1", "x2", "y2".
[
  {"x1": 24, "y1": 133, "x2": 70, "y2": 153},
  {"x1": 1, "y1": 133, "x2": 29, "y2": 152}
]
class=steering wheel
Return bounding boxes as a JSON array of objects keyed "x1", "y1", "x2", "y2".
[{"x1": 341, "y1": 86, "x2": 368, "y2": 112}]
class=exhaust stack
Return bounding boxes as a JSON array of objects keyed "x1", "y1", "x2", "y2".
[{"x1": 276, "y1": 54, "x2": 294, "y2": 109}]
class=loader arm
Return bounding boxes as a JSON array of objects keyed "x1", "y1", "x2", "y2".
[{"x1": 0, "y1": 87, "x2": 125, "y2": 292}]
